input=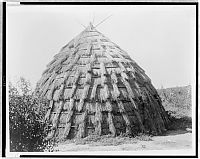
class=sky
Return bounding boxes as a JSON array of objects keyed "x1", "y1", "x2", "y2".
[{"x1": 6, "y1": 4, "x2": 196, "y2": 89}]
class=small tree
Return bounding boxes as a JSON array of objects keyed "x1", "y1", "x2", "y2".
[{"x1": 9, "y1": 77, "x2": 49, "y2": 152}]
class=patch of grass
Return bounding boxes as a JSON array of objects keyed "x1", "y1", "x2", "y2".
[
  {"x1": 60, "y1": 134, "x2": 152, "y2": 146},
  {"x1": 135, "y1": 134, "x2": 153, "y2": 141}
]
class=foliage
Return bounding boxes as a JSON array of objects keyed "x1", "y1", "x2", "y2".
[
  {"x1": 157, "y1": 85, "x2": 192, "y2": 131},
  {"x1": 9, "y1": 77, "x2": 53, "y2": 152},
  {"x1": 157, "y1": 85, "x2": 192, "y2": 118}
]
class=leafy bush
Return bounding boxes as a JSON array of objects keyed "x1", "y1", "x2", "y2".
[
  {"x1": 9, "y1": 77, "x2": 52, "y2": 152},
  {"x1": 157, "y1": 85, "x2": 192, "y2": 132},
  {"x1": 157, "y1": 85, "x2": 192, "y2": 118}
]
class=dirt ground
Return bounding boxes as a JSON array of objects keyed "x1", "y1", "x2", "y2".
[{"x1": 55, "y1": 130, "x2": 192, "y2": 152}]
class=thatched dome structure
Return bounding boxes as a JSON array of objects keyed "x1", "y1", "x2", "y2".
[{"x1": 37, "y1": 23, "x2": 169, "y2": 140}]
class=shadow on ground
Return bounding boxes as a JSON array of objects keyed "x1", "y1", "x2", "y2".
[{"x1": 163, "y1": 115, "x2": 192, "y2": 136}]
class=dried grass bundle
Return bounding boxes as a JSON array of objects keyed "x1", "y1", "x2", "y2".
[
  {"x1": 44, "y1": 100, "x2": 54, "y2": 121},
  {"x1": 65, "y1": 77, "x2": 74, "y2": 87},
  {"x1": 145, "y1": 91, "x2": 166, "y2": 132},
  {"x1": 146, "y1": 83, "x2": 157, "y2": 95},
  {"x1": 41, "y1": 82, "x2": 51, "y2": 98},
  {"x1": 86, "y1": 43, "x2": 92, "y2": 54},
  {"x1": 53, "y1": 84, "x2": 64, "y2": 101},
  {"x1": 69, "y1": 98, "x2": 75, "y2": 111},
  {"x1": 53, "y1": 89, "x2": 59, "y2": 101},
  {"x1": 120, "y1": 88, "x2": 128, "y2": 99},
  {"x1": 47, "y1": 58, "x2": 57, "y2": 68},
  {"x1": 100, "y1": 75, "x2": 107, "y2": 86},
  {"x1": 133, "y1": 63, "x2": 145, "y2": 73},
  {"x1": 53, "y1": 51, "x2": 67, "y2": 59},
  {"x1": 40, "y1": 72, "x2": 56, "y2": 90},
  {"x1": 42, "y1": 67, "x2": 50, "y2": 76},
  {"x1": 65, "y1": 111, "x2": 73, "y2": 123},
  {"x1": 63, "y1": 102, "x2": 69, "y2": 111},
  {"x1": 90, "y1": 79, "x2": 99, "y2": 100},
  {"x1": 93, "y1": 69, "x2": 101, "y2": 76},
  {"x1": 78, "y1": 57, "x2": 90, "y2": 65},
  {"x1": 117, "y1": 101, "x2": 131, "y2": 134},
  {"x1": 57, "y1": 54, "x2": 69, "y2": 65},
  {"x1": 108, "y1": 112, "x2": 116, "y2": 136},
  {"x1": 82, "y1": 84, "x2": 90, "y2": 99},
  {"x1": 105, "y1": 53, "x2": 114, "y2": 62},
  {"x1": 70, "y1": 84, "x2": 77, "y2": 98},
  {"x1": 100, "y1": 62, "x2": 106, "y2": 75},
  {"x1": 126, "y1": 67, "x2": 132, "y2": 73},
  {"x1": 90, "y1": 52, "x2": 97, "y2": 63},
  {"x1": 121, "y1": 77, "x2": 135, "y2": 100},
  {"x1": 129, "y1": 65, "x2": 136, "y2": 73},
  {"x1": 46, "y1": 81, "x2": 56, "y2": 100},
  {"x1": 114, "y1": 68, "x2": 121, "y2": 74},
  {"x1": 111, "y1": 84, "x2": 120, "y2": 100},
  {"x1": 76, "y1": 123, "x2": 85, "y2": 138},
  {"x1": 103, "y1": 85, "x2": 109, "y2": 99},
  {"x1": 73, "y1": 70, "x2": 81, "y2": 83},
  {"x1": 85, "y1": 63, "x2": 92, "y2": 73},
  {"x1": 117, "y1": 100, "x2": 126, "y2": 113},
  {"x1": 121, "y1": 113, "x2": 131, "y2": 126},
  {"x1": 63, "y1": 54, "x2": 80, "y2": 72},
  {"x1": 95, "y1": 102, "x2": 102, "y2": 120},
  {"x1": 110, "y1": 72, "x2": 118, "y2": 84},
  {"x1": 76, "y1": 111, "x2": 87, "y2": 138},
  {"x1": 87, "y1": 102, "x2": 96, "y2": 113},
  {"x1": 85, "y1": 73, "x2": 92, "y2": 84},
  {"x1": 143, "y1": 107, "x2": 157, "y2": 133},
  {"x1": 38, "y1": 73, "x2": 50, "y2": 87},
  {"x1": 105, "y1": 101, "x2": 112, "y2": 112},
  {"x1": 100, "y1": 85, "x2": 109, "y2": 101},
  {"x1": 118, "y1": 62, "x2": 126, "y2": 72},
  {"x1": 52, "y1": 101, "x2": 64, "y2": 130},
  {"x1": 47, "y1": 64, "x2": 57, "y2": 74},
  {"x1": 121, "y1": 72, "x2": 129, "y2": 81},
  {"x1": 63, "y1": 88, "x2": 71, "y2": 100},
  {"x1": 77, "y1": 99, "x2": 85, "y2": 112},
  {"x1": 62, "y1": 122, "x2": 71, "y2": 139},
  {"x1": 95, "y1": 103, "x2": 102, "y2": 135}
]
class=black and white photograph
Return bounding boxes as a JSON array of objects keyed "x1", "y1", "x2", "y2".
[{"x1": 5, "y1": 2, "x2": 197, "y2": 157}]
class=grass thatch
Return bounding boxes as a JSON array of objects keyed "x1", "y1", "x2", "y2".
[
  {"x1": 38, "y1": 23, "x2": 169, "y2": 140},
  {"x1": 76, "y1": 111, "x2": 87, "y2": 138}
]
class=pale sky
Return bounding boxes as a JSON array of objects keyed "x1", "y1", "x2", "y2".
[{"x1": 6, "y1": 4, "x2": 196, "y2": 89}]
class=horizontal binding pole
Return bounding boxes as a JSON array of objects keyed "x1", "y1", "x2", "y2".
[
  {"x1": 92, "y1": 67, "x2": 100, "y2": 69},
  {"x1": 80, "y1": 56, "x2": 91, "y2": 58},
  {"x1": 57, "y1": 125, "x2": 77, "y2": 128},
  {"x1": 105, "y1": 66, "x2": 118, "y2": 69},
  {"x1": 57, "y1": 126, "x2": 95, "y2": 129}
]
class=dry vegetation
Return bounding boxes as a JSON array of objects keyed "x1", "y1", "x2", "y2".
[{"x1": 157, "y1": 85, "x2": 192, "y2": 131}]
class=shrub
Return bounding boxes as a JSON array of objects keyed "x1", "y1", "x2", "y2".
[{"x1": 9, "y1": 77, "x2": 51, "y2": 152}]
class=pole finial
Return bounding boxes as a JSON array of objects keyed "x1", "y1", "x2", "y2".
[{"x1": 94, "y1": 14, "x2": 112, "y2": 28}]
